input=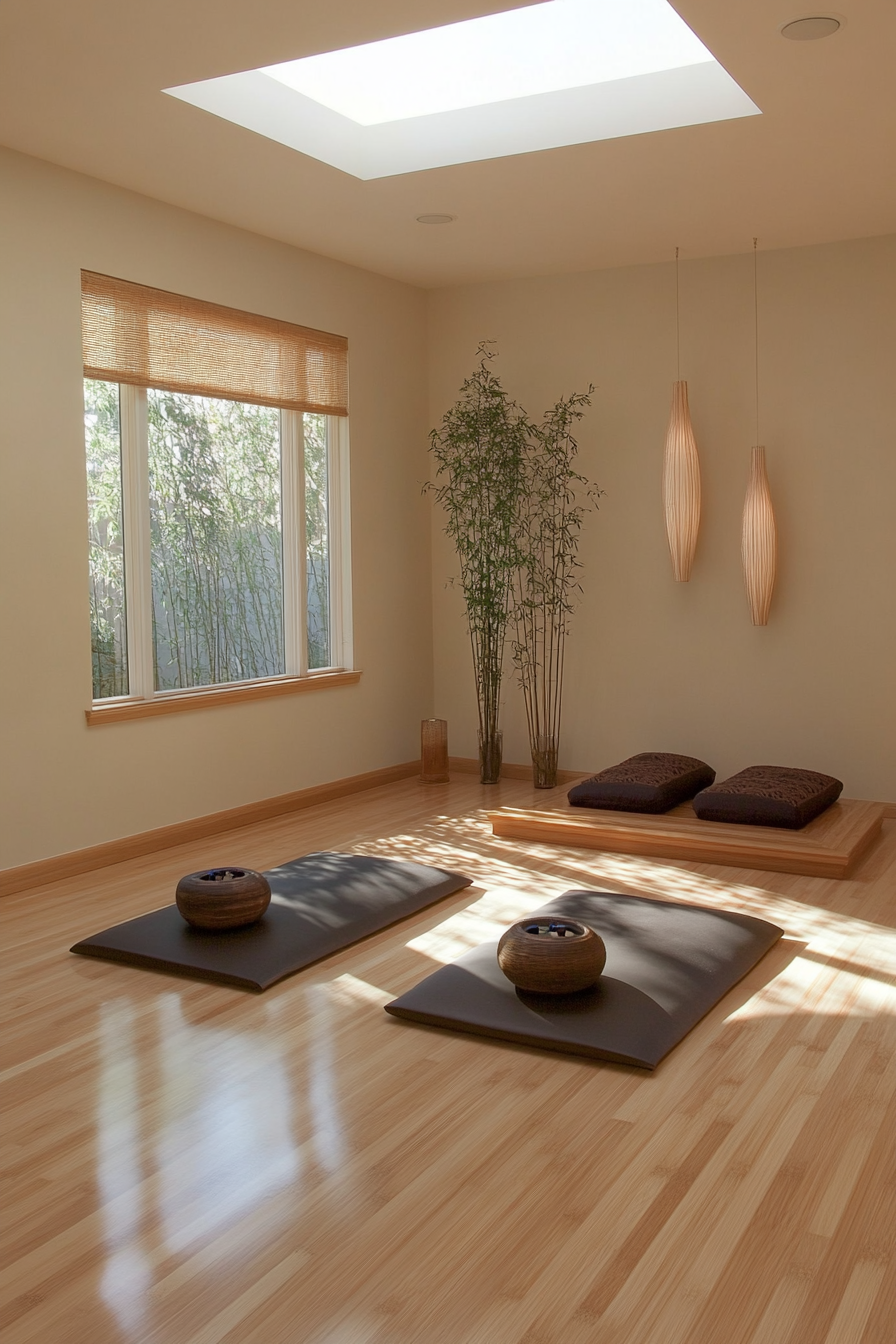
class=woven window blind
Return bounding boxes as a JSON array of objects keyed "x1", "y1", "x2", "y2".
[{"x1": 81, "y1": 271, "x2": 348, "y2": 415}]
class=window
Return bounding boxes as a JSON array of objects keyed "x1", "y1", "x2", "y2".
[{"x1": 82, "y1": 272, "x2": 352, "y2": 712}]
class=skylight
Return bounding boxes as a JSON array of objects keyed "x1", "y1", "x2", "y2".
[
  {"x1": 166, "y1": 0, "x2": 760, "y2": 179},
  {"x1": 261, "y1": 0, "x2": 714, "y2": 126}
]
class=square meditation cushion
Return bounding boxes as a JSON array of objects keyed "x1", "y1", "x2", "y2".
[
  {"x1": 385, "y1": 888, "x2": 784, "y2": 1069},
  {"x1": 70, "y1": 853, "x2": 472, "y2": 990},
  {"x1": 692, "y1": 766, "x2": 843, "y2": 829},
  {"x1": 567, "y1": 752, "x2": 716, "y2": 815}
]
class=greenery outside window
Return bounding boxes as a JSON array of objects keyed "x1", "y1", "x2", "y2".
[{"x1": 82, "y1": 272, "x2": 352, "y2": 710}]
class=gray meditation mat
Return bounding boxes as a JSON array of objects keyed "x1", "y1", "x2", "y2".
[
  {"x1": 71, "y1": 852, "x2": 472, "y2": 991},
  {"x1": 385, "y1": 890, "x2": 783, "y2": 1069}
]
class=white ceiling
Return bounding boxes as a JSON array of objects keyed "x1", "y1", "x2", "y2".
[{"x1": 1, "y1": 0, "x2": 894, "y2": 288}]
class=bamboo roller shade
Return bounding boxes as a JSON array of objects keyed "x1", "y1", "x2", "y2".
[{"x1": 81, "y1": 271, "x2": 348, "y2": 415}]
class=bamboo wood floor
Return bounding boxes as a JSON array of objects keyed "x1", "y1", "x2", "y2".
[{"x1": 2, "y1": 774, "x2": 896, "y2": 1344}]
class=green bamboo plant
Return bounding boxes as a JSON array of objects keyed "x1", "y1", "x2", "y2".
[
  {"x1": 513, "y1": 388, "x2": 600, "y2": 787},
  {"x1": 428, "y1": 345, "x2": 528, "y2": 783}
]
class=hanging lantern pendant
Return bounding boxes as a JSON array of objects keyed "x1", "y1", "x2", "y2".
[
  {"x1": 663, "y1": 379, "x2": 702, "y2": 582},
  {"x1": 742, "y1": 445, "x2": 777, "y2": 625},
  {"x1": 741, "y1": 241, "x2": 777, "y2": 625},
  {"x1": 663, "y1": 248, "x2": 701, "y2": 582}
]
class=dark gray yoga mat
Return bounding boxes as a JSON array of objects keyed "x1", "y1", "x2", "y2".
[
  {"x1": 71, "y1": 852, "x2": 472, "y2": 991},
  {"x1": 385, "y1": 889, "x2": 783, "y2": 1069}
]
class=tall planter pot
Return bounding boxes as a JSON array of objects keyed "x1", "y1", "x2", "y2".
[
  {"x1": 478, "y1": 729, "x2": 503, "y2": 786},
  {"x1": 531, "y1": 734, "x2": 559, "y2": 789}
]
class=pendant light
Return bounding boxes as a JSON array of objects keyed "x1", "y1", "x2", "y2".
[
  {"x1": 741, "y1": 238, "x2": 777, "y2": 625},
  {"x1": 662, "y1": 247, "x2": 701, "y2": 581}
]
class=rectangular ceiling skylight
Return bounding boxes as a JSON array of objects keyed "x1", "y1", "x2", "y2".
[
  {"x1": 261, "y1": 0, "x2": 714, "y2": 125},
  {"x1": 166, "y1": 0, "x2": 760, "y2": 179}
]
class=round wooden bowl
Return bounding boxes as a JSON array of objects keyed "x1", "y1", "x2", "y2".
[
  {"x1": 497, "y1": 918, "x2": 606, "y2": 994},
  {"x1": 175, "y1": 867, "x2": 271, "y2": 930}
]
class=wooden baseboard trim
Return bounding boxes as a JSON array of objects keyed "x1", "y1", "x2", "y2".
[
  {"x1": 449, "y1": 757, "x2": 584, "y2": 785},
  {"x1": 0, "y1": 760, "x2": 420, "y2": 899}
]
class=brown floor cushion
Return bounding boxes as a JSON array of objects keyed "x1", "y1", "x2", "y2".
[
  {"x1": 568, "y1": 752, "x2": 716, "y2": 814},
  {"x1": 385, "y1": 889, "x2": 783, "y2": 1069},
  {"x1": 693, "y1": 766, "x2": 843, "y2": 829},
  {"x1": 70, "y1": 853, "x2": 472, "y2": 991}
]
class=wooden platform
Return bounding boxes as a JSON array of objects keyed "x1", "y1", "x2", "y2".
[{"x1": 489, "y1": 797, "x2": 886, "y2": 878}]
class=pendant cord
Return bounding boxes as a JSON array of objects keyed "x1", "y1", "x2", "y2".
[
  {"x1": 753, "y1": 237, "x2": 760, "y2": 445},
  {"x1": 675, "y1": 246, "x2": 681, "y2": 382}
]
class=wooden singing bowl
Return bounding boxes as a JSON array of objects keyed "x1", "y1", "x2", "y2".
[
  {"x1": 497, "y1": 918, "x2": 606, "y2": 994},
  {"x1": 175, "y1": 867, "x2": 271, "y2": 930}
]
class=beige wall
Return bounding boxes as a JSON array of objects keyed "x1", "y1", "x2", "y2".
[
  {"x1": 0, "y1": 147, "x2": 432, "y2": 869},
  {"x1": 2, "y1": 145, "x2": 892, "y2": 875},
  {"x1": 427, "y1": 234, "x2": 896, "y2": 801}
]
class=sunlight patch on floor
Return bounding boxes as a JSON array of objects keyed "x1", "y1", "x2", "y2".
[
  {"x1": 725, "y1": 950, "x2": 896, "y2": 1022},
  {"x1": 328, "y1": 973, "x2": 393, "y2": 1007},
  {"x1": 358, "y1": 809, "x2": 896, "y2": 1021},
  {"x1": 405, "y1": 886, "x2": 546, "y2": 964}
]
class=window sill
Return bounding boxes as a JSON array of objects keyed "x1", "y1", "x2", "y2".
[{"x1": 85, "y1": 670, "x2": 361, "y2": 725}]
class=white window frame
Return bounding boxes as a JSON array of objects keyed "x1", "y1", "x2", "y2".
[{"x1": 101, "y1": 384, "x2": 352, "y2": 706}]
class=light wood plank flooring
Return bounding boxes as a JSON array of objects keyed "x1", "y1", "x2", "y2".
[{"x1": 3, "y1": 774, "x2": 896, "y2": 1344}]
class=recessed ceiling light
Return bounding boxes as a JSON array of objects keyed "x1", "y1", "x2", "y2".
[
  {"x1": 416, "y1": 214, "x2": 455, "y2": 225},
  {"x1": 166, "y1": 0, "x2": 761, "y2": 179},
  {"x1": 781, "y1": 16, "x2": 841, "y2": 41}
]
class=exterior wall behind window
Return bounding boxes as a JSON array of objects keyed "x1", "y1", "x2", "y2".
[
  {"x1": 427, "y1": 234, "x2": 896, "y2": 802},
  {"x1": 0, "y1": 146, "x2": 432, "y2": 870}
]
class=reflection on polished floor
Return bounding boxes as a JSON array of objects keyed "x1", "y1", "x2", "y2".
[{"x1": 3, "y1": 774, "x2": 896, "y2": 1343}]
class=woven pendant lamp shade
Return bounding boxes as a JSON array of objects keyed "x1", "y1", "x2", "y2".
[
  {"x1": 742, "y1": 446, "x2": 777, "y2": 625},
  {"x1": 662, "y1": 380, "x2": 701, "y2": 581}
]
